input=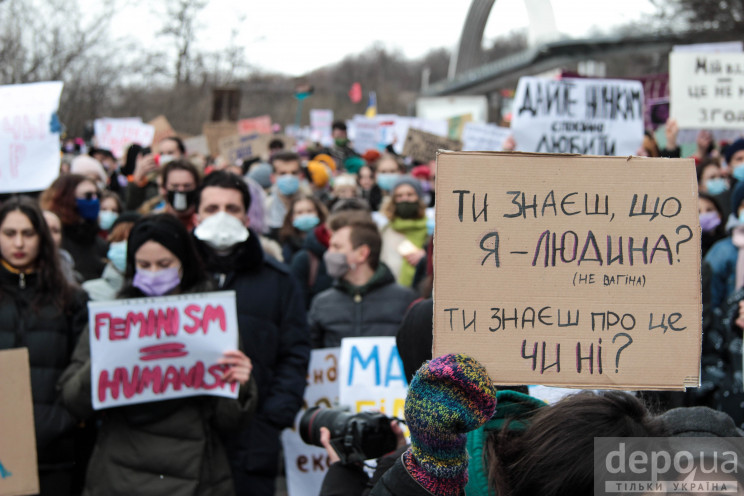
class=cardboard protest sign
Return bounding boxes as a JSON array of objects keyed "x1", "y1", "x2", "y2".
[
  {"x1": 238, "y1": 115, "x2": 272, "y2": 135},
  {"x1": 511, "y1": 77, "x2": 644, "y2": 156},
  {"x1": 89, "y1": 291, "x2": 239, "y2": 410},
  {"x1": 670, "y1": 53, "x2": 744, "y2": 129},
  {"x1": 219, "y1": 133, "x2": 296, "y2": 163},
  {"x1": 218, "y1": 133, "x2": 260, "y2": 164},
  {"x1": 0, "y1": 81, "x2": 63, "y2": 194},
  {"x1": 433, "y1": 152, "x2": 701, "y2": 390},
  {"x1": 402, "y1": 128, "x2": 462, "y2": 163},
  {"x1": 461, "y1": 122, "x2": 511, "y2": 151},
  {"x1": 338, "y1": 337, "x2": 408, "y2": 417},
  {"x1": 203, "y1": 121, "x2": 238, "y2": 156},
  {"x1": 310, "y1": 109, "x2": 334, "y2": 146},
  {"x1": 281, "y1": 348, "x2": 340, "y2": 496},
  {"x1": 94, "y1": 118, "x2": 155, "y2": 159},
  {"x1": 0, "y1": 348, "x2": 39, "y2": 496},
  {"x1": 147, "y1": 115, "x2": 176, "y2": 153}
]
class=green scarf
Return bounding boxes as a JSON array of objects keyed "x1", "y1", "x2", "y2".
[{"x1": 390, "y1": 216, "x2": 428, "y2": 287}]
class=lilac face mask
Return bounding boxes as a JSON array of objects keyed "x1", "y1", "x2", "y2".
[
  {"x1": 132, "y1": 267, "x2": 181, "y2": 296},
  {"x1": 699, "y1": 211, "x2": 721, "y2": 233}
]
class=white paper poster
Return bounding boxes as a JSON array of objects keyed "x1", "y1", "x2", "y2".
[
  {"x1": 89, "y1": 291, "x2": 239, "y2": 410},
  {"x1": 0, "y1": 81, "x2": 63, "y2": 193},
  {"x1": 94, "y1": 117, "x2": 155, "y2": 158},
  {"x1": 670, "y1": 52, "x2": 744, "y2": 130},
  {"x1": 511, "y1": 77, "x2": 645, "y2": 156},
  {"x1": 310, "y1": 109, "x2": 334, "y2": 147},
  {"x1": 461, "y1": 122, "x2": 512, "y2": 151}
]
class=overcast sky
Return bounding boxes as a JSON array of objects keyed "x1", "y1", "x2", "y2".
[{"x1": 105, "y1": 0, "x2": 656, "y2": 76}]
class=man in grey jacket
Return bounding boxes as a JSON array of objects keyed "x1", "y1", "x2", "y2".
[{"x1": 309, "y1": 211, "x2": 417, "y2": 348}]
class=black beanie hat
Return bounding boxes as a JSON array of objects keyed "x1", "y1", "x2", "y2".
[
  {"x1": 725, "y1": 138, "x2": 744, "y2": 165},
  {"x1": 127, "y1": 214, "x2": 191, "y2": 271}
]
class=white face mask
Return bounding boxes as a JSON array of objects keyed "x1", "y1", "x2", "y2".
[{"x1": 194, "y1": 211, "x2": 249, "y2": 251}]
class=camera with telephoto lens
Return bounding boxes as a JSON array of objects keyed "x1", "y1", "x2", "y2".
[{"x1": 299, "y1": 406, "x2": 398, "y2": 465}]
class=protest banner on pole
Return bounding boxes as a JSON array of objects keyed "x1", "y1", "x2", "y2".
[
  {"x1": 89, "y1": 291, "x2": 240, "y2": 410},
  {"x1": 238, "y1": 115, "x2": 272, "y2": 135},
  {"x1": 433, "y1": 151, "x2": 701, "y2": 390},
  {"x1": 510, "y1": 77, "x2": 644, "y2": 156},
  {"x1": 670, "y1": 52, "x2": 744, "y2": 130},
  {"x1": 94, "y1": 118, "x2": 155, "y2": 159},
  {"x1": 310, "y1": 109, "x2": 334, "y2": 146},
  {"x1": 338, "y1": 337, "x2": 408, "y2": 417},
  {"x1": 0, "y1": 348, "x2": 39, "y2": 496},
  {"x1": 402, "y1": 128, "x2": 462, "y2": 164},
  {"x1": 0, "y1": 81, "x2": 63, "y2": 194},
  {"x1": 281, "y1": 348, "x2": 339, "y2": 496},
  {"x1": 461, "y1": 122, "x2": 512, "y2": 151}
]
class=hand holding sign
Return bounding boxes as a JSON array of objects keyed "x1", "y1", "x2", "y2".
[{"x1": 218, "y1": 350, "x2": 252, "y2": 385}]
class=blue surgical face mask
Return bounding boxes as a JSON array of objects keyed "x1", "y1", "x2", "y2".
[
  {"x1": 132, "y1": 267, "x2": 181, "y2": 296},
  {"x1": 76, "y1": 197, "x2": 100, "y2": 222},
  {"x1": 107, "y1": 241, "x2": 127, "y2": 272},
  {"x1": 293, "y1": 214, "x2": 320, "y2": 232},
  {"x1": 376, "y1": 173, "x2": 399, "y2": 192},
  {"x1": 733, "y1": 166, "x2": 744, "y2": 183},
  {"x1": 705, "y1": 177, "x2": 729, "y2": 196},
  {"x1": 277, "y1": 175, "x2": 300, "y2": 196},
  {"x1": 99, "y1": 210, "x2": 119, "y2": 231},
  {"x1": 739, "y1": 210, "x2": 744, "y2": 225}
]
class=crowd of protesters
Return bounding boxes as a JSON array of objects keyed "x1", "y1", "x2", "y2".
[{"x1": 2, "y1": 115, "x2": 744, "y2": 496}]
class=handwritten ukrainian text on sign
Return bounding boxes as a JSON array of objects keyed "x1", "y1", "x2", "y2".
[
  {"x1": 0, "y1": 81, "x2": 63, "y2": 194},
  {"x1": 281, "y1": 348, "x2": 339, "y2": 496},
  {"x1": 89, "y1": 291, "x2": 239, "y2": 410},
  {"x1": 670, "y1": 52, "x2": 744, "y2": 129},
  {"x1": 511, "y1": 77, "x2": 644, "y2": 156},
  {"x1": 433, "y1": 152, "x2": 701, "y2": 390}
]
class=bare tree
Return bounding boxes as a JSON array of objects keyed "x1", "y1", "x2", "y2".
[{"x1": 157, "y1": 0, "x2": 207, "y2": 86}]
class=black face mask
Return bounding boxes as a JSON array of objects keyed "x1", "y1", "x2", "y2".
[
  {"x1": 166, "y1": 189, "x2": 197, "y2": 212},
  {"x1": 395, "y1": 201, "x2": 420, "y2": 219}
]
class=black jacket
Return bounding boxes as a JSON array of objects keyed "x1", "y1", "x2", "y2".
[
  {"x1": 61, "y1": 220, "x2": 107, "y2": 282},
  {"x1": 290, "y1": 227, "x2": 333, "y2": 309},
  {"x1": 194, "y1": 230, "x2": 310, "y2": 474},
  {"x1": 0, "y1": 262, "x2": 88, "y2": 470},
  {"x1": 309, "y1": 264, "x2": 417, "y2": 349}
]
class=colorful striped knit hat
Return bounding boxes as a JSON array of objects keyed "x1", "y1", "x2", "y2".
[{"x1": 403, "y1": 353, "x2": 497, "y2": 496}]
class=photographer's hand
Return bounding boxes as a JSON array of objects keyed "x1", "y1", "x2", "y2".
[{"x1": 319, "y1": 427, "x2": 341, "y2": 464}]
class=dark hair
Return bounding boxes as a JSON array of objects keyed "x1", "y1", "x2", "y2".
[
  {"x1": 268, "y1": 139, "x2": 285, "y2": 150},
  {"x1": 118, "y1": 214, "x2": 209, "y2": 298},
  {"x1": 502, "y1": 391, "x2": 665, "y2": 496},
  {"x1": 278, "y1": 194, "x2": 328, "y2": 243},
  {"x1": 330, "y1": 198, "x2": 371, "y2": 214},
  {"x1": 196, "y1": 170, "x2": 252, "y2": 212},
  {"x1": 332, "y1": 121, "x2": 347, "y2": 132},
  {"x1": 39, "y1": 174, "x2": 98, "y2": 225},
  {"x1": 0, "y1": 196, "x2": 74, "y2": 311},
  {"x1": 161, "y1": 136, "x2": 186, "y2": 155},
  {"x1": 122, "y1": 143, "x2": 144, "y2": 176},
  {"x1": 270, "y1": 151, "x2": 302, "y2": 168},
  {"x1": 328, "y1": 211, "x2": 381, "y2": 269},
  {"x1": 696, "y1": 157, "x2": 722, "y2": 183},
  {"x1": 100, "y1": 190, "x2": 123, "y2": 214},
  {"x1": 160, "y1": 159, "x2": 201, "y2": 189}
]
